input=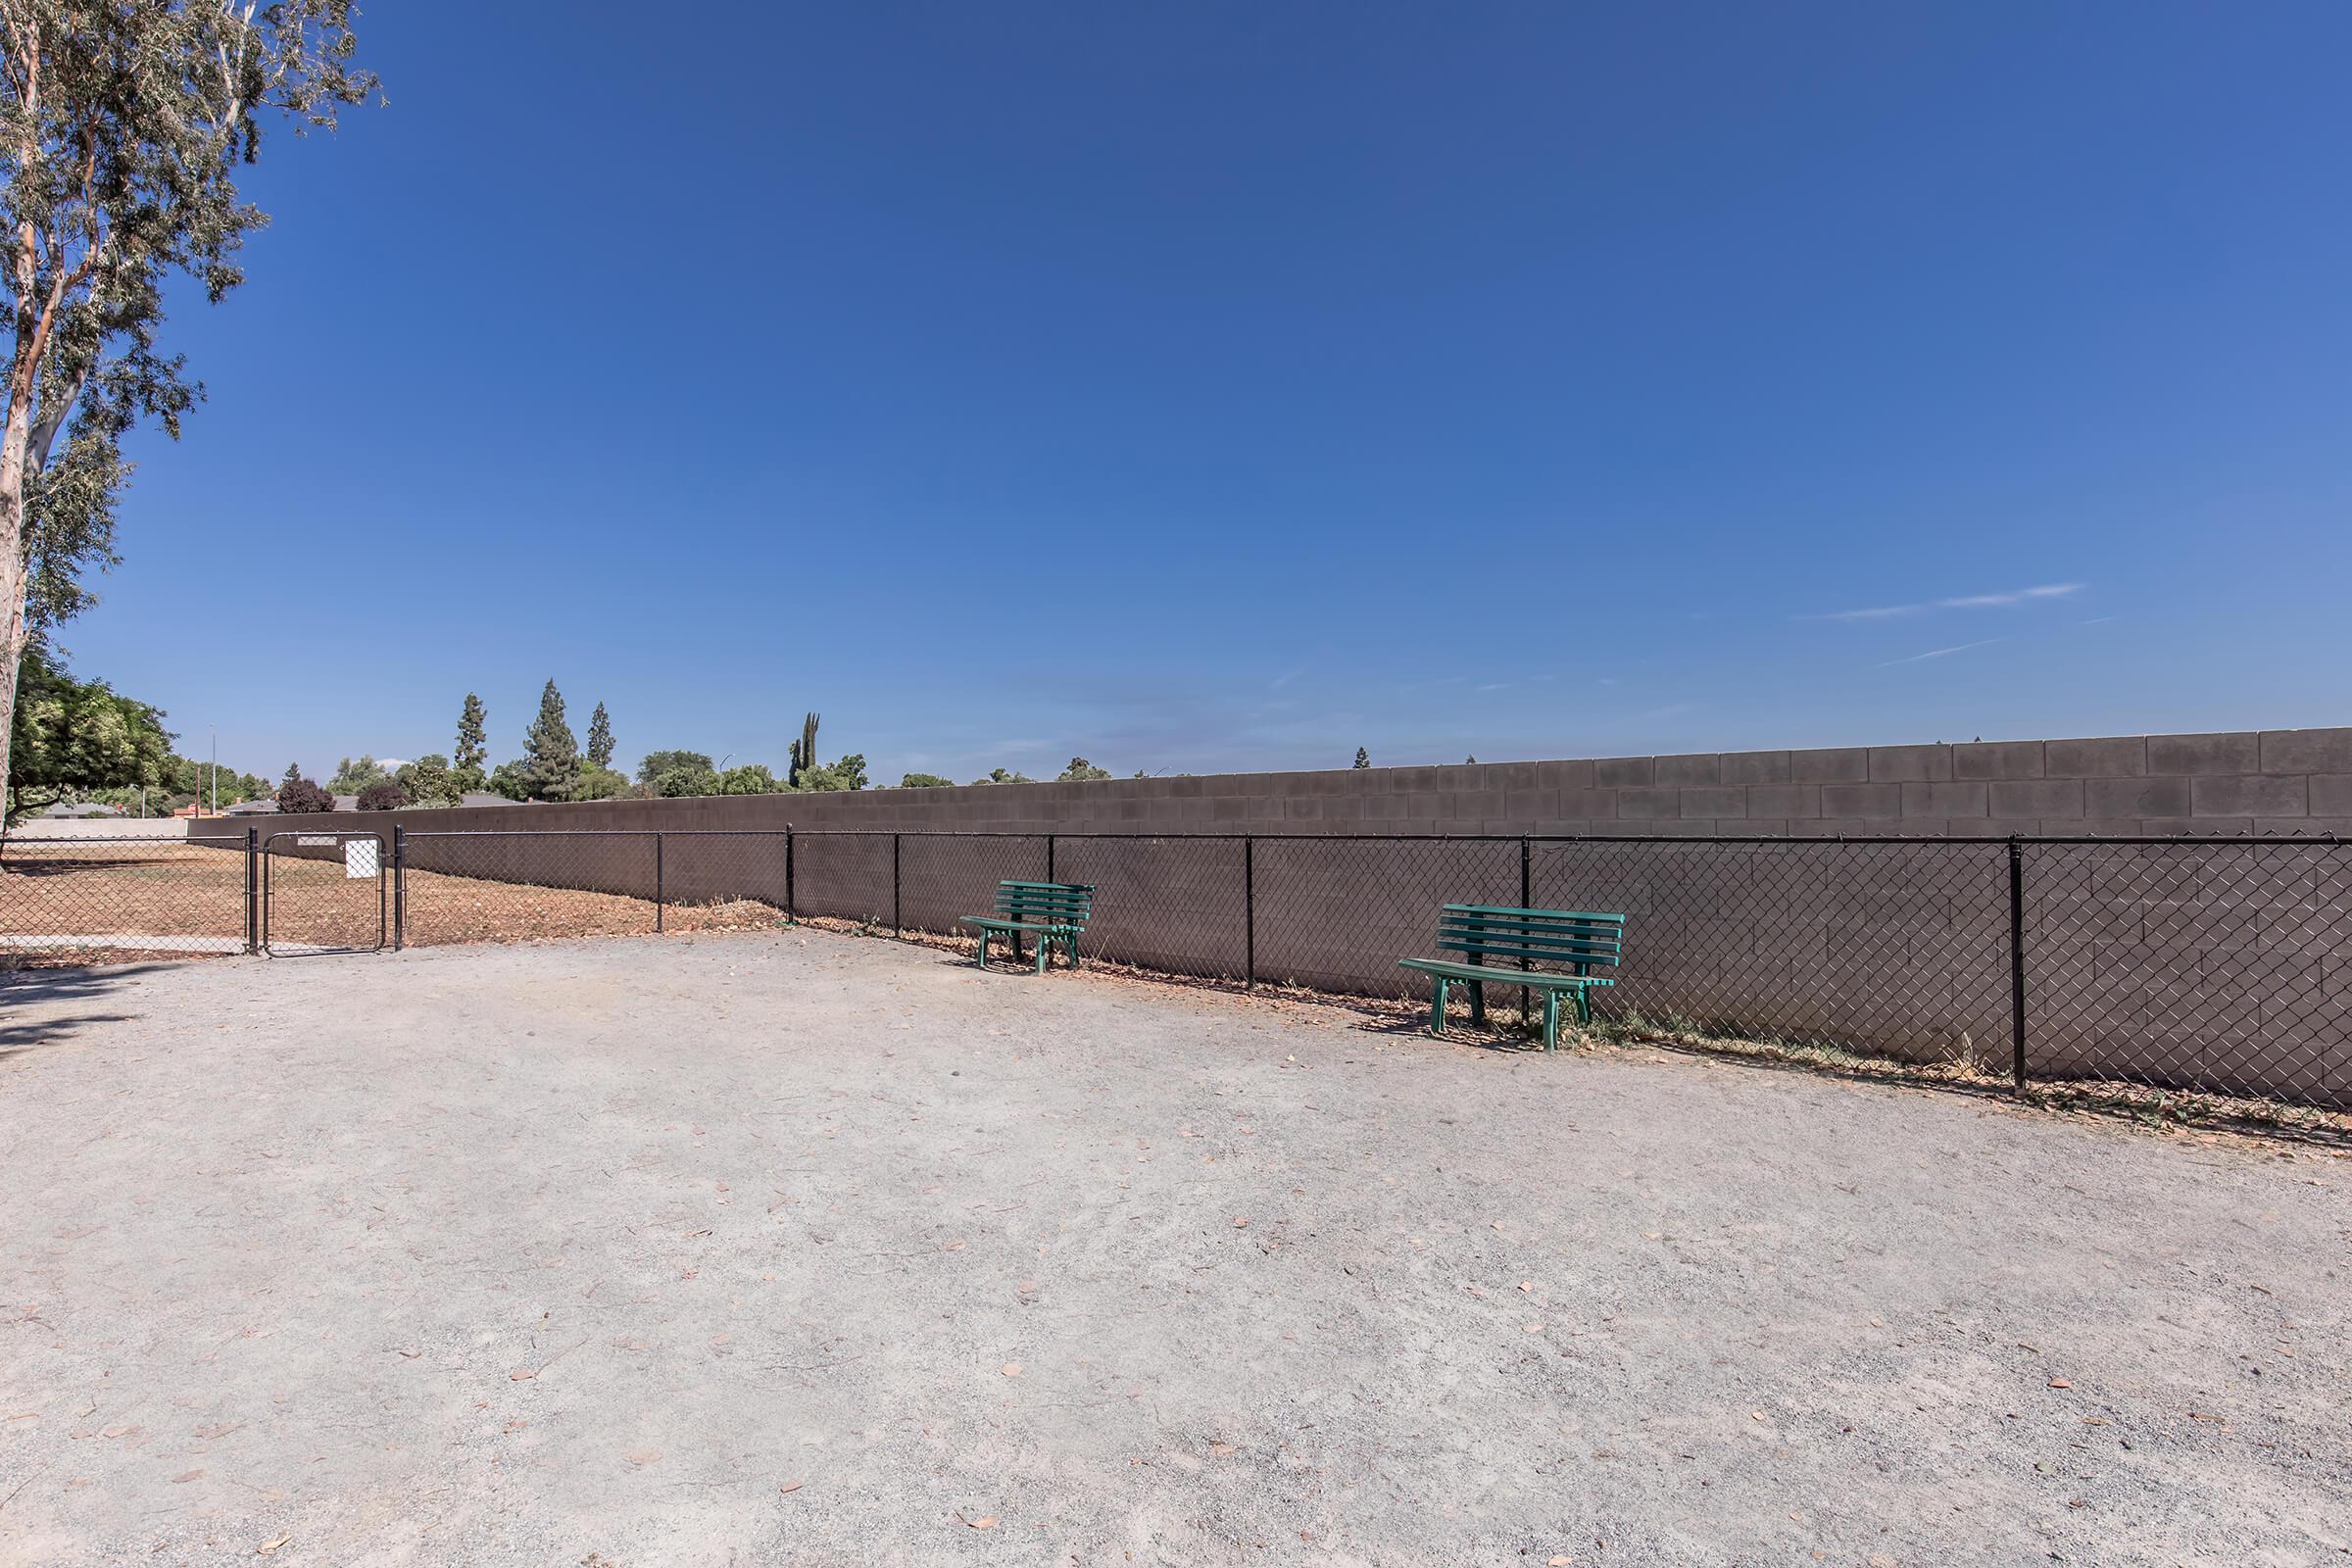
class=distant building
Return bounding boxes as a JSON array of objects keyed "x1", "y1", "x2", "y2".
[{"x1": 36, "y1": 801, "x2": 123, "y2": 818}]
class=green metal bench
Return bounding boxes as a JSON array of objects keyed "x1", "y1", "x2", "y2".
[
  {"x1": 1397, "y1": 904, "x2": 1625, "y2": 1051},
  {"x1": 956, "y1": 880, "x2": 1096, "y2": 974}
]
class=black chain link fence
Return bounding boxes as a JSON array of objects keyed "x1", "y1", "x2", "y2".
[
  {"x1": 15, "y1": 825, "x2": 2348, "y2": 1110},
  {"x1": 0, "y1": 835, "x2": 251, "y2": 962}
]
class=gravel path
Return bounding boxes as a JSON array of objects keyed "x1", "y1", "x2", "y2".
[{"x1": 1, "y1": 930, "x2": 2345, "y2": 1566}]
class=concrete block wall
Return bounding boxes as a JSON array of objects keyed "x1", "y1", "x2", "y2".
[{"x1": 206, "y1": 723, "x2": 2350, "y2": 842}]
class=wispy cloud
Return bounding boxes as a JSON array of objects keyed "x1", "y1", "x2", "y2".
[
  {"x1": 1875, "y1": 637, "x2": 2004, "y2": 668},
  {"x1": 1475, "y1": 682, "x2": 1512, "y2": 693},
  {"x1": 1805, "y1": 582, "x2": 2084, "y2": 622},
  {"x1": 1269, "y1": 666, "x2": 1306, "y2": 690},
  {"x1": 2078, "y1": 615, "x2": 2116, "y2": 626},
  {"x1": 1397, "y1": 675, "x2": 1466, "y2": 695}
]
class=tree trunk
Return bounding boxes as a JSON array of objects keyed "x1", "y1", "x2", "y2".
[{"x1": 0, "y1": 401, "x2": 29, "y2": 833}]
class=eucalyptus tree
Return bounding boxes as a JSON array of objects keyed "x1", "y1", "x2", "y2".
[{"x1": 0, "y1": 2, "x2": 375, "y2": 801}]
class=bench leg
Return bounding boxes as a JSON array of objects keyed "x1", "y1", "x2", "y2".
[
  {"x1": 1575, "y1": 986, "x2": 1592, "y2": 1027},
  {"x1": 1543, "y1": 991, "x2": 1560, "y2": 1053},
  {"x1": 975, "y1": 929, "x2": 991, "y2": 970},
  {"x1": 1063, "y1": 930, "x2": 1080, "y2": 969},
  {"x1": 1035, "y1": 936, "x2": 1050, "y2": 975},
  {"x1": 1009, "y1": 931, "x2": 1023, "y2": 966},
  {"x1": 1429, "y1": 977, "x2": 1448, "y2": 1037}
]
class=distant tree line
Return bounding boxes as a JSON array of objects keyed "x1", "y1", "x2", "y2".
[{"x1": 4, "y1": 641, "x2": 267, "y2": 822}]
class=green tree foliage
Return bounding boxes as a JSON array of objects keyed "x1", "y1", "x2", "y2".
[
  {"x1": 572, "y1": 764, "x2": 633, "y2": 802},
  {"x1": 520, "y1": 679, "x2": 580, "y2": 802},
  {"x1": 1354, "y1": 747, "x2": 1370, "y2": 769},
  {"x1": 453, "y1": 694, "x2": 488, "y2": 792},
  {"x1": 0, "y1": 4, "x2": 377, "y2": 813},
  {"x1": 899, "y1": 772, "x2": 954, "y2": 789},
  {"x1": 718, "y1": 763, "x2": 782, "y2": 795},
  {"x1": 327, "y1": 755, "x2": 391, "y2": 795},
  {"x1": 785, "y1": 711, "x2": 821, "y2": 788},
  {"x1": 484, "y1": 760, "x2": 529, "y2": 802},
  {"x1": 635, "y1": 749, "x2": 712, "y2": 786},
  {"x1": 651, "y1": 758, "x2": 719, "y2": 798},
  {"x1": 280, "y1": 762, "x2": 302, "y2": 788},
  {"x1": 585, "y1": 702, "x2": 613, "y2": 769},
  {"x1": 393, "y1": 754, "x2": 462, "y2": 808},
  {"x1": 355, "y1": 779, "x2": 406, "y2": 811},
  {"x1": 1058, "y1": 757, "x2": 1112, "y2": 782},
  {"x1": 276, "y1": 774, "x2": 333, "y2": 814},
  {"x1": 974, "y1": 766, "x2": 1033, "y2": 785},
  {"x1": 796, "y1": 753, "x2": 866, "y2": 792},
  {"x1": 4, "y1": 641, "x2": 172, "y2": 820}
]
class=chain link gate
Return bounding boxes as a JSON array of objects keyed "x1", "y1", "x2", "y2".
[{"x1": 262, "y1": 830, "x2": 387, "y2": 956}]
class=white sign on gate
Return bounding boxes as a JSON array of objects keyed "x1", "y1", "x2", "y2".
[{"x1": 345, "y1": 839, "x2": 378, "y2": 879}]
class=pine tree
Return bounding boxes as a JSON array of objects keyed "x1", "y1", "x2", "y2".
[
  {"x1": 520, "y1": 680, "x2": 581, "y2": 803},
  {"x1": 281, "y1": 761, "x2": 303, "y2": 788},
  {"x1": 1353, "y1": 747, "x2": 1370, "y2": 769},
  {"x1": 586, "y1": 703, "x2": 614, "y2": 769},
  {"x1": 453, "y1": 693, "x2": 489, "y2": 793}
]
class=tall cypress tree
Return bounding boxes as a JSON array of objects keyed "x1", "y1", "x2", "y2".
[
  {"x1": 520, "y1": 680, "x2": 580, "y2": 803},
  {"x1": 586, "y1": 702, "x2": 614, "y2": 770},
  {"x1": 453, "y1": 693, "x2": 489, "y2": 793}
]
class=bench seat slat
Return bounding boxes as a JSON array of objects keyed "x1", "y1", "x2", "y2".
[
  {"x1": 1438, "y1": 949, "x2": 1618, "y2": 970},
  {"x1": 1399, "y1": 957, "x2": 1614, "y2": 989}
]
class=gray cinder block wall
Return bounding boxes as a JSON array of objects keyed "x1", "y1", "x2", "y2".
[{"x1": 203, "y1": 725, "x2": 2352, "y2": 842}]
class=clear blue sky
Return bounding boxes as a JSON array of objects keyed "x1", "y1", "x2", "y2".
[{"x1": 61, "y1": 1, "x2": 2352, "y2": 783}]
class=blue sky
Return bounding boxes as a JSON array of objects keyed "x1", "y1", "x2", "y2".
[{"x1": 59, "y1": 1, "x2": 2352, "y2": 783}]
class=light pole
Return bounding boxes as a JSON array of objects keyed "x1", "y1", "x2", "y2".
[{"x1": 210, "y1": 725, "x2": 218, "y2": 815}]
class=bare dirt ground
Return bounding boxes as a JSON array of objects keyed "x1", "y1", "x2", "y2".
[
  {"x1": 1, "y1": 929, "x2": 2346, "y2": 1567},
  {"x1": 0, "y1": 843, "x2": 782, "y2": 964}
]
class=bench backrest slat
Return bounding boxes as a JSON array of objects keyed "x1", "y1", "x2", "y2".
[
  {"x1": 1436, "y1": 902, "x2": 1624, "y2": 973},
  {"x1": 993, "y1": 879, "x2": 1095, "y2": 927}
]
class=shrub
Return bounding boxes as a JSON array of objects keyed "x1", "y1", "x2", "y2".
[
  {"x1": 899, "y1": 772, "x2": 954, "y2": 789},
  {"x1": 484, "y1": 760, "x2": 530, "y2": 802},
  {"x1": 718, "y1": 763, "x2": 782, "y2": 795},
  {"x1": 654, "y1": 761, "x2": 720, "y2": 798},
  {"x1": 277, "y1": 776, "x2": 334, "y2": 814},
  {"x1": 573, "y1": 763, "x2": 634, "y2": 801},
  {"x1": 356, "y1": 780, "x2": 408, "y2": 811},
  {"x1": 795, "y1": 753, "x2": 867, "y2": 792},
  {"x1": 394, "y1": 755, "x2": 461, "y2": 808}
]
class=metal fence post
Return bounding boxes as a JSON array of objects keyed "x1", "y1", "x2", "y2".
[
  {"x1": 2008, "y1": 836, "x2": 2028, "y2": 1092},
  {"x1": 784, "y1": 826, "x2": 795, "y2": 924},
  {"x1": 892, "y1": 832, "x2": 902, "y2": 936},
  {"x1": 655, "y1": 832, "x2": 665, "y2": 933},
  {"x1": 1519, "y1": 834, "x2": 1532, "y2": 1025},
  {"x1": 392, "y1": 824, "x2": 406, "y2": 951},
  {"x1": 1244, "y1": 835, "x2": 1255, "y2": 988},
  {"x1": 245, "y1": 826, "x2": 260, "y2": 954},
  {"x1": 1046, "y1": 833, "x2": 1055, "y2": 884}
]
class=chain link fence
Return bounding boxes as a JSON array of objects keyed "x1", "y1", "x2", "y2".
[
  {"x1": 0, "y1": 835, "x2": 251, "y2": 961},
  {"x1": 14, "y1": 825, "x2": 2347, "y2": 1110}
]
